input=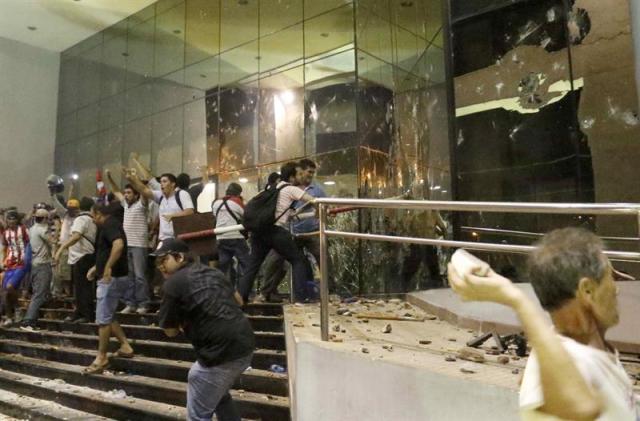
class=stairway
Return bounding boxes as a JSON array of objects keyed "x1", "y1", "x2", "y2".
[{"x1": 0, "y1": 298, "x2": 291, "y2": 420}]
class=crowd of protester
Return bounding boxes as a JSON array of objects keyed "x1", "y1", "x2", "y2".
[{"x1": 0, "y1": 155, "x2": 325, "y2": 420}]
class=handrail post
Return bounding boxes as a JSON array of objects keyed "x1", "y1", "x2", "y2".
[{"x1": 319, "y1": 203, "x2": 330, "y2": 341}]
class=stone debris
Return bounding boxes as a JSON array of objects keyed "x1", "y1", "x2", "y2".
[
  {"x1": 336, "y1": 308, "x2": 350, "y2": 316},
  {"x1": 448, "y1": 338, "x2": 457, "y2": 342},
  {"x1": 512, "y1": 369, "x2": 520, "y2": 375},
  {"x1": 382, "y1": 345, "x2": 393, "y2": 352},
  {"x1": 497, "y1": 356, "x2": 510, "y2": 365},
  {"x1": 381, "y1": 324, "x2": 392, "y2": 334},
  {"x1": 418, "y1": 340, "x2": 432, "y2": 345},
  {"x1": 388, "y1": 299, "x2": 401, "y2": 304},
  {"x1": 332, "y1": 324, "x2": 341, "y2": 332},
  {"x1": 460, "y1": 363, "x2": 479, "y2": 374},
  {"x1": 445, "y1": 355, "x2": 457, "y2": 362},
  {"x1": 292, "y1": 323, "x2": 304, "y2": 328},
  {"x1": 103, "y1": 389, "x2": 127, "y2": 400},
  {"x1": 403, "y1": 302, "x2": 412, "y2": 309},
  {"x1": 361, "y1": 347, "x2": 370, "y2": 354},
  {"x1": 311, "y1": 323, "x2": 320, "y2": 327},
  {"x1": 375, "y1": 300, "x2": 385, "y2": 307},
  {"x1": 456, "y1": 347, "x2": 485, "y2": 363}
]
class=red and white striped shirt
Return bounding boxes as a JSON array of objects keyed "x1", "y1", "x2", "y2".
[{"x1": 1, "y1": 225, "x2": 29, "y2": 269}]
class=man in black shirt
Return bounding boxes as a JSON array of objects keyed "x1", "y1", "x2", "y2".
[
  {"x1": 156, "y1": 238, "x2": 254, "y2": 421},
  {"x1": 84, "y1": 203, "x2": 134, "y2": 374}
]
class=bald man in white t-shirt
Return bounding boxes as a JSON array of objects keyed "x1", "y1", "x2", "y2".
[{"x1": 449, "y1": 228, "x2": 639, "y2": 421}]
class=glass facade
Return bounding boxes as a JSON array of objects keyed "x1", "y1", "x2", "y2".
[
  {"x1": 55, "y1": 0, "x2": 449, "y2": 295},
  {"x1": 448, "y1": 0, "x2": 639, "y2": 277}
]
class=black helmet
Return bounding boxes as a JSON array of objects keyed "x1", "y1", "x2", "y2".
[{"x1": 46, "y1": 174, "x2": 65, "y2": 194}]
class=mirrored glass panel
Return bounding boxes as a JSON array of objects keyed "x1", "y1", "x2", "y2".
[
  {"x1": 258, "y1": 66, "x2": 305, "y2": 164},
  {"x1": 304, "y1": 4, "x2": 354, "y2": 60},
  {"x1": 185, "y1": 0, "x2": 220, "y2": 66},
  {"x1": 259, "y1": 24, "x2": 303, "y2": 74},
  {"x1": 151, "y1": 106, "x2": 184, "y2": 175},
  {"x1": 126, "y1": 18, "x2": 155, "y2": 89},
  {"x1": 260, "y1": 0, "x2": 302, "y2": 36},
  {"x1": 77, "y1": 46, "x2": 103, "y2": 108},
  {"x1": 154, "y1": 2, "x2": 185, "y2": 77},
  {"x1": 98, "y1": 126, "x2": 124, "y2": 187},
  {"x1": 304, "y1": 0, "x2": 351, "y2": 20},
  {"x1": 183, "y1": 99, "x2": 208, "y2": 176},
  {"x1": 123, "y1": 116, "x2": 152, "y2": 171},
  {"x1": 221, "y1": 0, "x2": 258, "y2": 52},
  {"x1": 184, "y1": 55, "x2": 220, "y2": 101},
  {"x1": 101, "y1": 34, "x2": 127, "y2": 98},
  {"x1": 219, "y1": 41, "x2": 259, "y2": 86},
  {"x1": 219, "y1": 83, "x2": 259, "y2": 172},
  {"x1": 99, "y1": 92, "x2": 125, "y2": 131},
  {"x1": 75, "y1": 135, "x2": 98, "y2": 197}
]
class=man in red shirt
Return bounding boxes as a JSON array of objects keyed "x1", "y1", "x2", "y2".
[{"x1": 1, "y1": 210, "x2": 30, "y2": 326}]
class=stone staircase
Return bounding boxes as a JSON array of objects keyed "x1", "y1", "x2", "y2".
[{"x1": 0, "y1": 298, "x2": 290, "y2": 420}]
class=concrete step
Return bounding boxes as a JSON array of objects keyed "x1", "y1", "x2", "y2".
[
  {"x1": 39, "y1": 308, "x2": 285, "y2": 332},
  {"x1": 0, "y1": 387, "x2": 114, "y2": 420},
  {"x1": 0, "y1": 329, "x2": 287, "y2": 372},
  {"x1": 22, "y1": 297, "x2": 285, "y2": 316},
  {"x1": 0, "y1": 367, "x2": 185, "y2": 421},
  {"x1": 0, "y1": 353, "x2": 290, "y2": 420},
  {"x1": 35, "y1": 319, "x2": 286, "y2": 350}
]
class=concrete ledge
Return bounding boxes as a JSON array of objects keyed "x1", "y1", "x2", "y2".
[{"x1": 284, "y1": 303, "x2": 520, "y2": 421}]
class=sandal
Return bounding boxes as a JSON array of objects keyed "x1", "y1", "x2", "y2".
[
  {"x1": 113, "y1": 349, "x2": 134, "y2": 359},
  {"x1": 82, "y1": 361, "x2": 109, "y2": 375}
]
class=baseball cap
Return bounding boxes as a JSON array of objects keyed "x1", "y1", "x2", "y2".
[
  {"x1": 35, "y1": 209, "x2": 49, "y2": 218},
  {"x1": 151, "y1": 238, "x2": 190, "y2": 257},
  {"x1": 67, "y1": 199, "x2": 80, "y2": 208}
]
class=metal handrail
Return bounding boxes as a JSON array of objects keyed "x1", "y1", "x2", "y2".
[
  {"x1": 460, "y1": 226, "x2": 640, "y2": 243},
  {"x1": 317, "y1": 199, "x2": 640, "y2": 341}
]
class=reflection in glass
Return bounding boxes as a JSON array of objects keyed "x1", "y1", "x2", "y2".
[
  {"x1": 184, "y1": 55, "x2": 220, "y2": 100},
  {"x1": 154, "y1": 2, "x2": 185, "y2": 77},
  {"x1": 259, "y1": 24, "x2": 303, "y2": 74},
  {"x1": 123, "y1": 116, "x2": 152, "y2": 171},
  {"x1": 219, "y1": 41, "x2": 259, "y2": 86},
  {"x1": 77, "y1": 46, "x2": 102, "y2": 108},
  {"x1": 183, "y1": 99, "x2": 208, "y2": 176},
  {"x1": 102, "y1": 35, "x2": 127, "y2": 98},
  {"x1": 219, "y1": 84, "x2": 258, "y2": 171},
  {"x1": 304, "y1": 4, "x2": 354, "y2": 59},
  {"x1": 99, "y1": 126, "x2": 124, "y2": 187},
  {"x1": 152, "y1": 106, "x2": 184, "y2": 175},
  {"x1": 260, "y1": 0, "x2": 302, "y2": 36},
  {"x1": 75, "y1": 135, "x2": 98, "y2": 197},
  {"x1": 258, "y1": 67, "x2": 305, "y2": 164},
  {"x1": 127, "y1": 18, "x2": 155, "y2": 89},
  {"x1": 99, "y1": 92, "x2": 124, "y2": 131},
  {"x1": 185, "y1": 0, "x2": 220, "y2": 66},
  {"x1": 76, "y1": 103, "x2": 100, "y2": 138},
  {"x1": 304, "y1": 0, "x2": 351, "y2": 20},
  {"x1": 221, "y1": 0, "x2": 258, "y2": 52}
]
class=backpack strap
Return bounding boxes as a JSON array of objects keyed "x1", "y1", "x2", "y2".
[
  {"x1": 273, "y1": 183, "x2": 293, "y2": 224},
  {"x1": 160, "y1": 189, "x2": 184, "y2": 211},
  {"x1": 223, "y1": 199, "x2": 242, "y2": 225},
  {"x1": 76, "y1": 213, "x2": 95, "y2": 246}
]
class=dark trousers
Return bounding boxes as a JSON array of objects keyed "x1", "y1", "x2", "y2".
[
  {"x1": 238, "y1": 226, "x2": 312, "y2": 302},
  {"x1": 71, "y1": 253, "x2": 96, "y2": 320},
  {"x1": 217, "y1": 239, "x2": 250, "y2": 288}
]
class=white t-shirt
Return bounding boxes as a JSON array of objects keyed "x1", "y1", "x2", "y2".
[
  {"x1": 212, "y1": 198, "x2": 244, "y2": 240},
  {"x1": 274, "y1": 182, "x2": 306, "y2": 227},
  {"x1": 122, "y1": 198, "x2": 148, "y2": 248},
  {"x1": 520, "y1": 334, "x2": 639, "y2": 421},
  {"x1": 68, "y1": 214, "x2": 96, "y2": 265},
  {"x1": 152, "y1": 189, "x2": 194, "y2": 240}
]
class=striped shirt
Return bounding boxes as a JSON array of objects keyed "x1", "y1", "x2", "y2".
[
  {"x1": 1, "y1": 225, "x2": 29, "y2": 269},
  {"x1": 122, "y1": 199, "x2": 148, "y2": 248}
]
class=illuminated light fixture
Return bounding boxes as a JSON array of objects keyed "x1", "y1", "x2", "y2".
[
  {"x1": 441, "y1": 190, "x2": 448, "y2": 193},
  {"x1": 280, "y1": 90, "x2": 294, "y2": 105},
  {"x1": 71, "y1": 174, "x2": 79, "y2": 180},
  {"x1": 471, "y1": 232, "x2": 478, "y2": 237},
  {"x1": 323, "y1": 181, "x2": 336, "y2": 186},
  {"x1": 430, "y1": 185, "x2": 441, "y2": 190},
  {"x1": 239, "y1": 177, "x2": 249, "y2": 183}
]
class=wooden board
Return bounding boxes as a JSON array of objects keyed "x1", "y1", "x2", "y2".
[{"x1": 172, "y1": 213, "x2": 216, "y2": 256}]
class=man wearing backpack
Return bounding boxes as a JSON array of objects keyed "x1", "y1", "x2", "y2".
[
  {"x1": 54, "y1": 197, "x2": 97, "y2": 323},
  {"x1": 212, "y1": 183, "x2": 249, "y2": 287},
  {"x1": 126, "y1": 172, "x2": 195, "y2": 241},
  {"x1": 238, "y1": 162, "x2": 316, "y2": 304}
]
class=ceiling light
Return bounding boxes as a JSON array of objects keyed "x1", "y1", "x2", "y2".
[
  {"x1": 323, "y1": 181, "x2": 336, "y2": 186},
  {"x1": 27, "y1": 26, "x2": 37, "y2": 31},
  {"x1": 280, "y1": 90, "x2": 294, "y2": 104},
  {"x1": 430, "y1": 185, "x2": 441, "y2": 190},
  {"x1": 239, "y1": 177, "x2": 249, "y2": 183}
]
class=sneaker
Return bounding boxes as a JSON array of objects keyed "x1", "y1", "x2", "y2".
[
  {"x1": 1, "y1": 318, "x2": 14, "y2": 327},
  {"x1": 121, "y1": 306, "x2": 137, "y2": 314},
  {"x1": 64, "y1": 315, "x2": 75, "y2": 322},
  {"x1": 136, "y1": 306, "x2": 149, "y2": 315},
  {"x1": 72, "y1": 317, "x2": 89, "y2": 324},
  {"x1": 253, "y1": 294, "x2": 267, "y2": 304},
  {"x1": 20, "y1": 321, "x2": 39, "y2": 331}
]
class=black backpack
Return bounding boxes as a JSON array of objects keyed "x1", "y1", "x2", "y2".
[{"x1": 243, "y1": 183, "x2": 292, "y2": 233}]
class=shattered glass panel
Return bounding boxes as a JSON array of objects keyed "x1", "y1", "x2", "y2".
[
  {"x1": 151, "y1": 106, "x2": 184, "y2": 175},
  {"x1": 219, "y1": 83, "x2": 259, "y2": 172}
]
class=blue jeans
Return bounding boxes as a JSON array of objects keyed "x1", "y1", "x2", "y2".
[
  {"x1": 217, "y1": 239, "x2": 250, "y2": 288},
  {"x1": 24, "y1": 264, "x2": 52, "y2": 322},
  {"x1": 125, "y1": 247, "x2": 150, "y2": 308},
  {"x1": 187, "y1": 353, "x2": 252, "y2": 421},
  {"x1": 96, "y1": 276, "x2": 131, "y2": 325}
]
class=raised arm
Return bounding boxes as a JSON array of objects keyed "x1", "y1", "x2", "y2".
[
  {"x1": 105, "y1": 170, "x2": 124, "y2": 203},
  {"x1": 448, "y1": 266, "x2": 602, "y2": 421},
  {"x1": 67, "y1": 180, "x2": 76, "y2": 201},
  {"x1": 130, "y1": 153, "x2": 154, "y2": 182},
  {"x1": 124, "y1": 169, "x2": 154, "y2": 201},
  {"x1": 51, "y1": 193, "x2": 66, "y2": 218}
]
